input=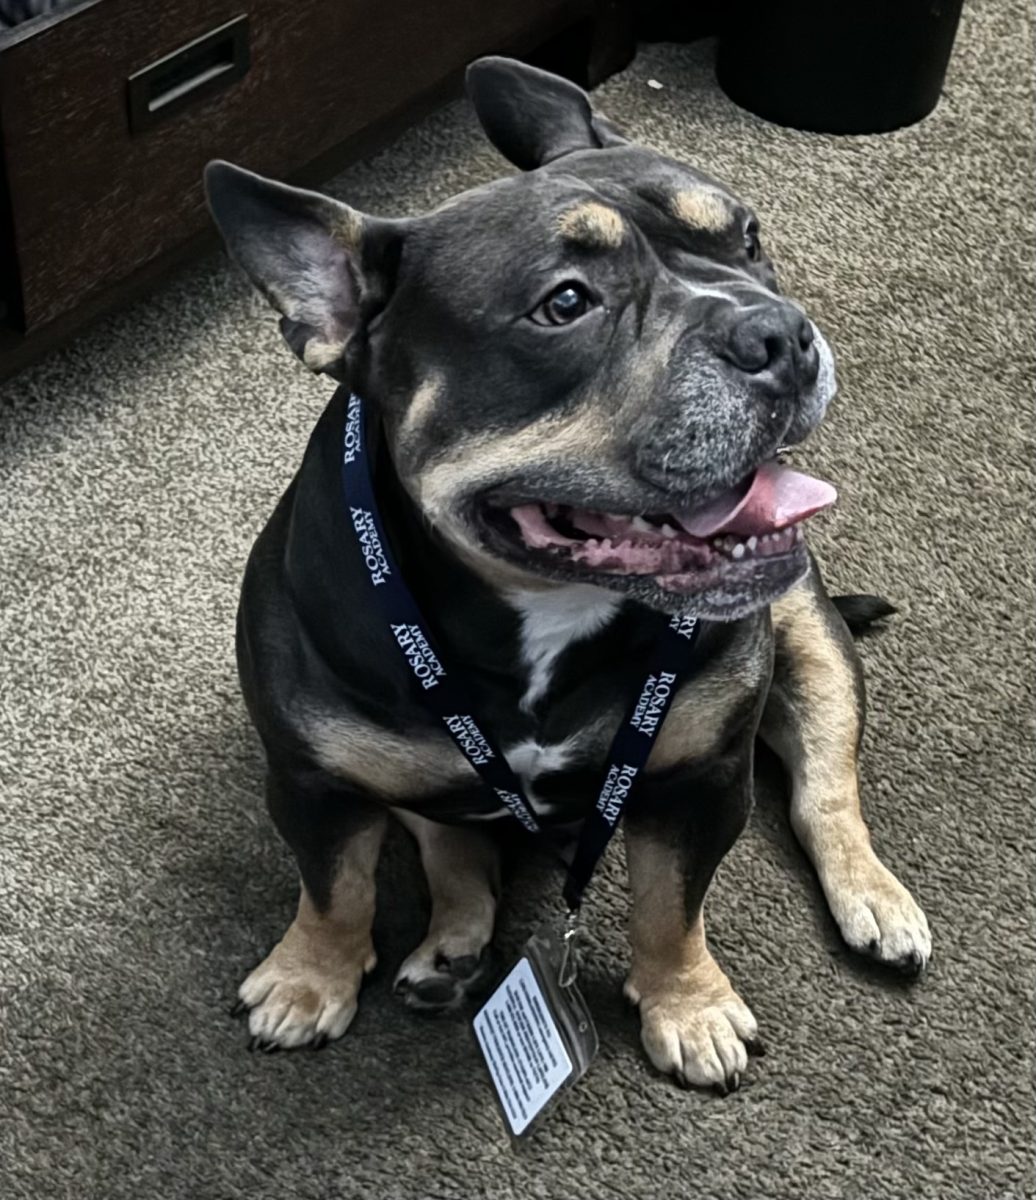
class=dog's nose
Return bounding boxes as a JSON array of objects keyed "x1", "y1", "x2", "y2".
[{"x1": 718, "y1": 305, "x2": 818, "y2": 386}]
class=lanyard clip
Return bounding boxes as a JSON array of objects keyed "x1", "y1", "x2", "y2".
[{"x1": 557, "y1": 906, "x2": 580, "y2": 989}]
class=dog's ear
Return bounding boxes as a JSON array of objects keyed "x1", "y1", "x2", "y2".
[
  {"x1": 465, "y1": 56, "x2": 627, "y2": 171},
  {"x1": 204, "y1": 161, "x2": 402, "y2": 378}
]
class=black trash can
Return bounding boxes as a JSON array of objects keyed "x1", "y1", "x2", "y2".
[{"x1": 716, "y1": 0, "x2": 966, "y2": 134}]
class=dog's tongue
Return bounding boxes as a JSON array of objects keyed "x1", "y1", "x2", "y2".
[{"x1": 674, "y1": 462, "x2": 837, "y2": 538}]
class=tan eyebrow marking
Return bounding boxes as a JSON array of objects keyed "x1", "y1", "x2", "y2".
[
  {"x1": 557, "y1": 201, "x2": 625, "y2": 248},
  {"x1": 670, "y1": 189, "x2": 733, "y2": 233}
]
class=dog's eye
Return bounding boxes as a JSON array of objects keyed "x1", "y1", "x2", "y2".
[
  {"x1": 530, "y1": 282, "x2": 593, "y2": 326},
  {"x1": 744, "y1": 222, "x2": 762, "y2": 262}
]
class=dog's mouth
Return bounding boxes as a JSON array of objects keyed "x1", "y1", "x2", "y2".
[{"x1": 479, "y1": 461, "x2": 837, "y2": 605}]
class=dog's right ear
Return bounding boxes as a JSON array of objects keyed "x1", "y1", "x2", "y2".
[
  {"x1": 204, "y1": 161, "x2": 401, "y2": 378},
  {"x1": 465, "y1": 56, "x2": 626, "y2": 171}
]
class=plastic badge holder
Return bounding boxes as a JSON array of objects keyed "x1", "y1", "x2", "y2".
[{"x1": 473, "y1": 922, "x2": 599, "y2": 1140}]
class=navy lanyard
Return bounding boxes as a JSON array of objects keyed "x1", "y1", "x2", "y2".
[{"x1": 339, "y1": 389, "x2": 703, "y2": 911}]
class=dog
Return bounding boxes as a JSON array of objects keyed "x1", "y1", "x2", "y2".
[{"x1": 205, "y1": 56, "x2": 931, "y2": 1092}]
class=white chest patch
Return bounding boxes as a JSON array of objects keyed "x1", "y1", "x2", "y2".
[
  {"x1": 502, "y1": 738, "x2": 579, "y2": 816},
  {"x1": 508, "y1": 585, "x2": 620, "y2": 712},
  {"x1": 462, "y1": 737, "x2": 583, "y2": 823}
]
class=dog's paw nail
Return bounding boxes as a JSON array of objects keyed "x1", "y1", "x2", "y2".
[
  {"x1": 899, "y1": 950, "x2": 926, "y2": 978},
  {"x1": 711, "y1": 1079, "x2": 731, "y2": 1098},
  {"x1": 868, "y1": 938, "x2": 880, "y2": 956},
  {"x1": 246, "y1": 1035, "x2": 261, "y2": 1052},
  {"x1": 728, "y1": 1072, "x2": 741, "y2": 1093},
  {"x1": 745, "y1": 1037, "x2": 767, "y2": 1058},
  {"x1": 260, "y1": 1040, "x2": 280, "y2": 1054},
  {"x1": 310, "y1": 1034, "x2": 328, "y2": 1051},
  {"x1": 229, "y1": 999, "x2": 248, "y2": 1018}
]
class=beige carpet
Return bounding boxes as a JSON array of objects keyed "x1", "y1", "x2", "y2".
[{"x1": 1, "y1": 3, "x2": 1033, "y2": 1197}]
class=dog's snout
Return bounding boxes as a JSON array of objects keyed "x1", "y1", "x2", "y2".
[{"x1": 718, "y1": 305, "x2": 818, "y2": 386}]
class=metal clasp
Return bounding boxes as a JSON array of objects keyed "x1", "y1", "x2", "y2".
[{"x1": 557, "y1": 907, "x2": 580, "y2": 989}]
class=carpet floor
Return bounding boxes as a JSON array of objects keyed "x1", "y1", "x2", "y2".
[{"x1": 2, "y1": 4, "x2": 1033, "y2": 1198}]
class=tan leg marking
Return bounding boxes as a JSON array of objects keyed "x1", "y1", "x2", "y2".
[
  {"x1": 624, "y1": 829, "x2": 757, "y2": 1090},
  {"x1": 648, "y1": 631, "x2": 769, "y2": 771},
  {"x1": 392, "y1": 810, "x2": 499, "y2": 1009},
  {"x1": 239, "y1": 814, "x2": 387, "y2": 1048},
  {"x1": 300, "y1": 704, "x2": 476, "y2": 799},
  {"x1": 770, "y1": 581, "x2": 931, "y2": 969}
]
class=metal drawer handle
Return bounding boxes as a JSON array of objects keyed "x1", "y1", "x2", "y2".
[{"x1": 127, "y1": 15, "x2": 249, "y2": 133}]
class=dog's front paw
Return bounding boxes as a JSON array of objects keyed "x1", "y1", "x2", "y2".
[
  {"x1": 624, "y1": 972, "x2": 760, "y2": 1093},
  {"x1": 236, "y1": 921, "x2": 375, "y2": 1050},
  {"x1": 822, "y1": 852, "x2": 932, "y2": 976},
  {"x1": 393, "y1": 936, "x2": 494, "y2": 1013}
]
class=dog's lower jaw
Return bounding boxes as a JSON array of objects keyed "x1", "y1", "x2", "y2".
[
  {"x1": 653, "y1": 549, "x2": 813, "y2": 621},
  {"x1": 450, "y1": 539, "x2": 811, "y2": 621},
  {"x1": 477, "y1": 543, "x2": 813, "y2": 622},
  {"x1": 461, "y1": 490, "x2": 818, "y2": 621}
]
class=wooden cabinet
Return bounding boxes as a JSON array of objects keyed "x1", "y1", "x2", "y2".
[{"x1": 0, "y1": 0, "x2": 626, "y2": 377}]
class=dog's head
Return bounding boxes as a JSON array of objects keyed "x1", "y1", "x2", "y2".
[{"x1": 206, "y1": 57, "x2": 838, "y2": 620}]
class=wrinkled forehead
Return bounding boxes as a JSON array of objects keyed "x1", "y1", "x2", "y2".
[
  {"x1": 549, "y1": 144, "x2": 751, "y2": 238},
  {"x1": 411, "y1": 146, "x2": 750, "y2": 294}
]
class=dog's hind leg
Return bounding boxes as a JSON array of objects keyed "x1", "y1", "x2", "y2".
[
  {"x1": 391, "y1": 810, "x2": 500, "y2": 1012},
  {"x1": 237, "y1": 772, "x2": 387, "y2": 1049},
  {"x1": 761, "y1": 560, "x2": 931, "y2": 974}
]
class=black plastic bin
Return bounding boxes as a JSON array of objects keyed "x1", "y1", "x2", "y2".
[{"x1": 716, "y1": 1, "x2": 966, "y2": 134}]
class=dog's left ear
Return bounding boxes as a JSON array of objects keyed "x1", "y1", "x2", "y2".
[
  {"x1": 465, "y1": 56, "x2": 627, "y2": 171},
  {"x1": 204, "y1": 160, "x2": 404, "y2": 378}
]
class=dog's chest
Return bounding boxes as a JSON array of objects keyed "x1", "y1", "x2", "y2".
[
  {"x1": 508, "y1": 585, "x2": 620, "y2": 712},
  {"x1": 500, "y1": 586, "x2": 621, "y2": 815}
]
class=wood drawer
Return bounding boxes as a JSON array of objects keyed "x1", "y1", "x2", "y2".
[{"x1": 0, "y1": 0, "x2": 597, "y2": 344}]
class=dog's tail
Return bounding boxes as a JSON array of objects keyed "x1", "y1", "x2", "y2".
[{"x1": 832, "y1": 593, "x2": 898, "y2": 635}]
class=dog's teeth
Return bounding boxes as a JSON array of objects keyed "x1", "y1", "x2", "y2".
[
  {"x1": 660, "y1": 523, "x2": 678, "y2": 539},
  {"x1": 731, "y1": 543, "x2": 746, "y2": 560},
  {"x1": 746, "y1": 536, "x2": 758, "y2": 553},
  {"x1": 631, "y1": 516, "x2": 653, "y2": 533}
]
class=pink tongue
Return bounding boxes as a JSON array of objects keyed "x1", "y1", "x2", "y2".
[{"x1": 674, "y1": 462, "x2": 837, "y2": 538}]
